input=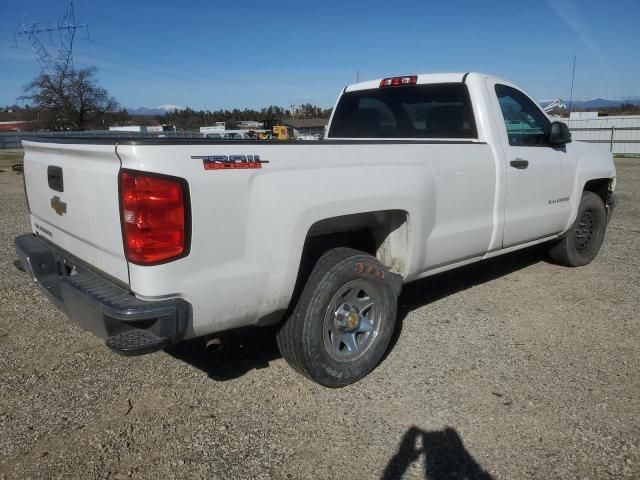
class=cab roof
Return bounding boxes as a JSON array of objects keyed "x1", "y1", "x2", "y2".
[{"x1": 344, "y1": 72, "x2": 492, "y2": 92}]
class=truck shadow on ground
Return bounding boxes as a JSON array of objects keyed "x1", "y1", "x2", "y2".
[
  {"x1": 387, "y1": 245, "x2": 547, "y2": 355},
  {"x1": 382, "y1": 426, "x2": 493, "y2": 480},
  {"x1": 165, "y1": 326, "x2": 281, "y2": 381},
  {"x1": 166, "y1": 246, "x2": 547, "y2": 381}
]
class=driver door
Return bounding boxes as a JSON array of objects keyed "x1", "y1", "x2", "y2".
[{"x1": 487, "y1": 80, "x2": 577, "y2": 248}]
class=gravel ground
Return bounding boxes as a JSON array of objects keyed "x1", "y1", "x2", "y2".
[{"x1": 0, "y1": 156, "x2": 638, "y2": 479}]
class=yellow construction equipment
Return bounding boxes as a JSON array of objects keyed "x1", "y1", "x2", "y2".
[
  {"x1": 271, "y1": 125, "x2": 296, "y2": 140},
  {"x1": 256, "y1": 120, "x2": 298, "y2": 140}
]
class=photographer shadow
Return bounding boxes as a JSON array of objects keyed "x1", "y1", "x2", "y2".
[{"x1": 382, "y1": 426, "x2": 493, "y2": 480}]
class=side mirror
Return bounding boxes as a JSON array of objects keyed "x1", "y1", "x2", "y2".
[{"x1": 548, "y1": 121, "x2": 571, "y2": 145}]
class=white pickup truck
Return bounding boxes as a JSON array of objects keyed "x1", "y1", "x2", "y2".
[{"x1": 16, "y1": 72, "x2": 617, "y2": 387}]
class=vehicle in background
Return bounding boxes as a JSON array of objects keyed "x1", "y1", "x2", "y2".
[
  {"x1": 204, "y1": 130, "x2": 252, "y2": 140},
  {"x1": 272, "y1": 124, "x2": 298, "y2": 140},
  {"x1": 254, "y1": 124, "x2": 299, "y2": 140}
]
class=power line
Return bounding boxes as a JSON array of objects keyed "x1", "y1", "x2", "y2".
[
  {"x1": 72, "y1": 59, "x2": 304, "y2": 110},
  {"x1": 12, "y1": 39, "x2": 304, "y2": 109},
  {"x1": 73, "y1": 61, "x2": 213, "y2": 98},
  {"x1": 10, "y1": 36, "x2": 215, "y2": 97},
  {"x1": 80, "y1": 37, "x2": 285, "y2": 99},
  {"x1": 10, "y1": 7, "x2": 318, "y2": 107},
  {"x1": 10, "y1": 36, "x2": 220, "y2": 105},
  {"x1": 77, "y1": 50, "x2": 276, "y2": 101},
  {"x1": 74, "y1": 49, "x2": 267, "y2": 103},
  {"x1": 13, "y1": 34, "x2": 288, "y2": 105}
]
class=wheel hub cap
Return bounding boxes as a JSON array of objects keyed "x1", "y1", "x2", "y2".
[
  {"x1": 323, "y1": 279, "x2": 382, "y2": 361},
  {"x1": 334, "y1": 304, "x2": 360, "y2": 331},
  {"x1": 575, "y1": 208, "x2": 596, "y2": 252}
]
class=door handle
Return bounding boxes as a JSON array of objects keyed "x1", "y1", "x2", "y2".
[{"x1": 510, "y1": 158, "x2": 529, "y2": 169}]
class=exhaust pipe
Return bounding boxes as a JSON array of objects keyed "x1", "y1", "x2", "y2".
[{"x1": 205, "y1": 337, "x2": 223, "y2": 352}]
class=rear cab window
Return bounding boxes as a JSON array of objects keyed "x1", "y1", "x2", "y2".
[{"x1": 328, "y1": 83, "x2": 477, "y2": 139}]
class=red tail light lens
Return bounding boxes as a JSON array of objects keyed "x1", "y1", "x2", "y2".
[
  {"x1": 379, "y1": 75, "x2": 418, "y2": 88},
  {"x1": 119, "y1": 170, "x2": 189, "y2": 265}
]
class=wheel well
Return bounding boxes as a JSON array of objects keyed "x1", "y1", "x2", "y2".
[
  {"x1": 289, "y1": 210, "x2": 410, "y2": 309},
  {"x1": 583, "y1": 178, "x2": 612, "y2": 205}
]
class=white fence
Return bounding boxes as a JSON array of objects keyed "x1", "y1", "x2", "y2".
[{"x1": 552, "y1": 115, "x2": 640, "y2": 156}]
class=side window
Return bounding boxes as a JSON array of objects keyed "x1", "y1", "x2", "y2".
[{"x1": 495, "y1": 84, "x2": 550, "y2": 146}]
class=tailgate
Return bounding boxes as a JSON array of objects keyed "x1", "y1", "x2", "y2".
[{"x1": 22, "y1": 140, "x2": 128, "y2": 284}]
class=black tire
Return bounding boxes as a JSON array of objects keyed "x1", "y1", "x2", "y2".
[
  {"x1": 277, "y1": 248, "x2": 398, "y2": 387},
  {"x1": 548, "y1": 191, "x2": 607, "y2": 267}
]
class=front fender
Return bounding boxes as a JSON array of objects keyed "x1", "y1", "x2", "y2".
[{"x1": 565, "y1": 141, "x2": 616, "y2": 231}]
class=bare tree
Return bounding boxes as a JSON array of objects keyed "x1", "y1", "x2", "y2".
[{"x1": 21, "y1": 66, "x2": 120, "y2": 131}]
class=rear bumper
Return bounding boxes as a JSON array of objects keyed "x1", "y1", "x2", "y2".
[{"x1": 14, "y1": 234, "x2": 190, "y2": 355}]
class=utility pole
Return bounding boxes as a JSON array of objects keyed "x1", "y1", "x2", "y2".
[
  {"x1": 356, "y1": 70, "x2": 360, "y2": 83},
  {"x1": 568, "y1": 55, "x2": 577, "y2": 118}
]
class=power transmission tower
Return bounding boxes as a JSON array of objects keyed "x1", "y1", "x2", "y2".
[{"x1": 15, "y1": 2, "x2": 87, "y2": 76}]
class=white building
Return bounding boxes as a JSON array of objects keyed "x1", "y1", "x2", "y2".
[
  {"x1": 110, "y1": 125, "x2": 144, "y2": 132},
  {"x1": 200, "y1": 122, "x2": 226, "y2": 133},
  {"x1": 569, "y1": 112, "x2": 598, "y2": 120}
]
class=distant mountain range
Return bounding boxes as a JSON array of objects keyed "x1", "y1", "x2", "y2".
[
  {"x1": 539, "y1": 96, "x2": 640, "y2": 109},
  {"x1": 127, "y1": 104, "x2": 184, "y2": 116},
  {"x1": 126, "y1": 97, "x2": 640, "y2": 116}
]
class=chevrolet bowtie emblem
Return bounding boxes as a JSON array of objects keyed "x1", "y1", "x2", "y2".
[{"x1": 50, "y1": 195, "x2": 67, "y2": 216}]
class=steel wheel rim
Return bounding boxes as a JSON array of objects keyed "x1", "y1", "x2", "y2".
[
  {"x1": 575, "y1": 208, "x2": 596, "y2": 252},
  {"x1": 322, "y1": 279, "x2": 382, "y2": 362}
]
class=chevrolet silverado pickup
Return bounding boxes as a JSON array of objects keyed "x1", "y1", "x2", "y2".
[{"x1": 15, "y1": 72, "x2": 617, "y2": 387}]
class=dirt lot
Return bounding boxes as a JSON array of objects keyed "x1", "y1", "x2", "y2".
[
  {"x1": 0, "y1": 153, "x2": 638, "y2": 479},
  {"x1": 0, "y1": 150, "x2": 22, "y2": 171}
]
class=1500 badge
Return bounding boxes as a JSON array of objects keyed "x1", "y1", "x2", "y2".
[{"x1": 192, "y1": 155, "x2": 269, "y2": 170}]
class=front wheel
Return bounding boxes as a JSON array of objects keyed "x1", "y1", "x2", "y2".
[
  {"x1": 548, "y1": 191, "x2": 607, "y2": 267},
  {"x1": 277, "y1": 248, "x2": 398, "y2": 387}
]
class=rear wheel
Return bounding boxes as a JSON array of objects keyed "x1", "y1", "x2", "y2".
[
  {"x1": 549, "y1": 191, "x2": 607, "y2": 267},
  {"x1": 277, "y1": 248, "x2": 398, "y2": 387}
]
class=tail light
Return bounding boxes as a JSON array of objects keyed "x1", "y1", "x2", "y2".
[
  {"x1": 119, "y1": 170, "x2": 190, "y2": 265},
  {"x1": 379, "y1": 75, "x2": 417, "y2": 88}
]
